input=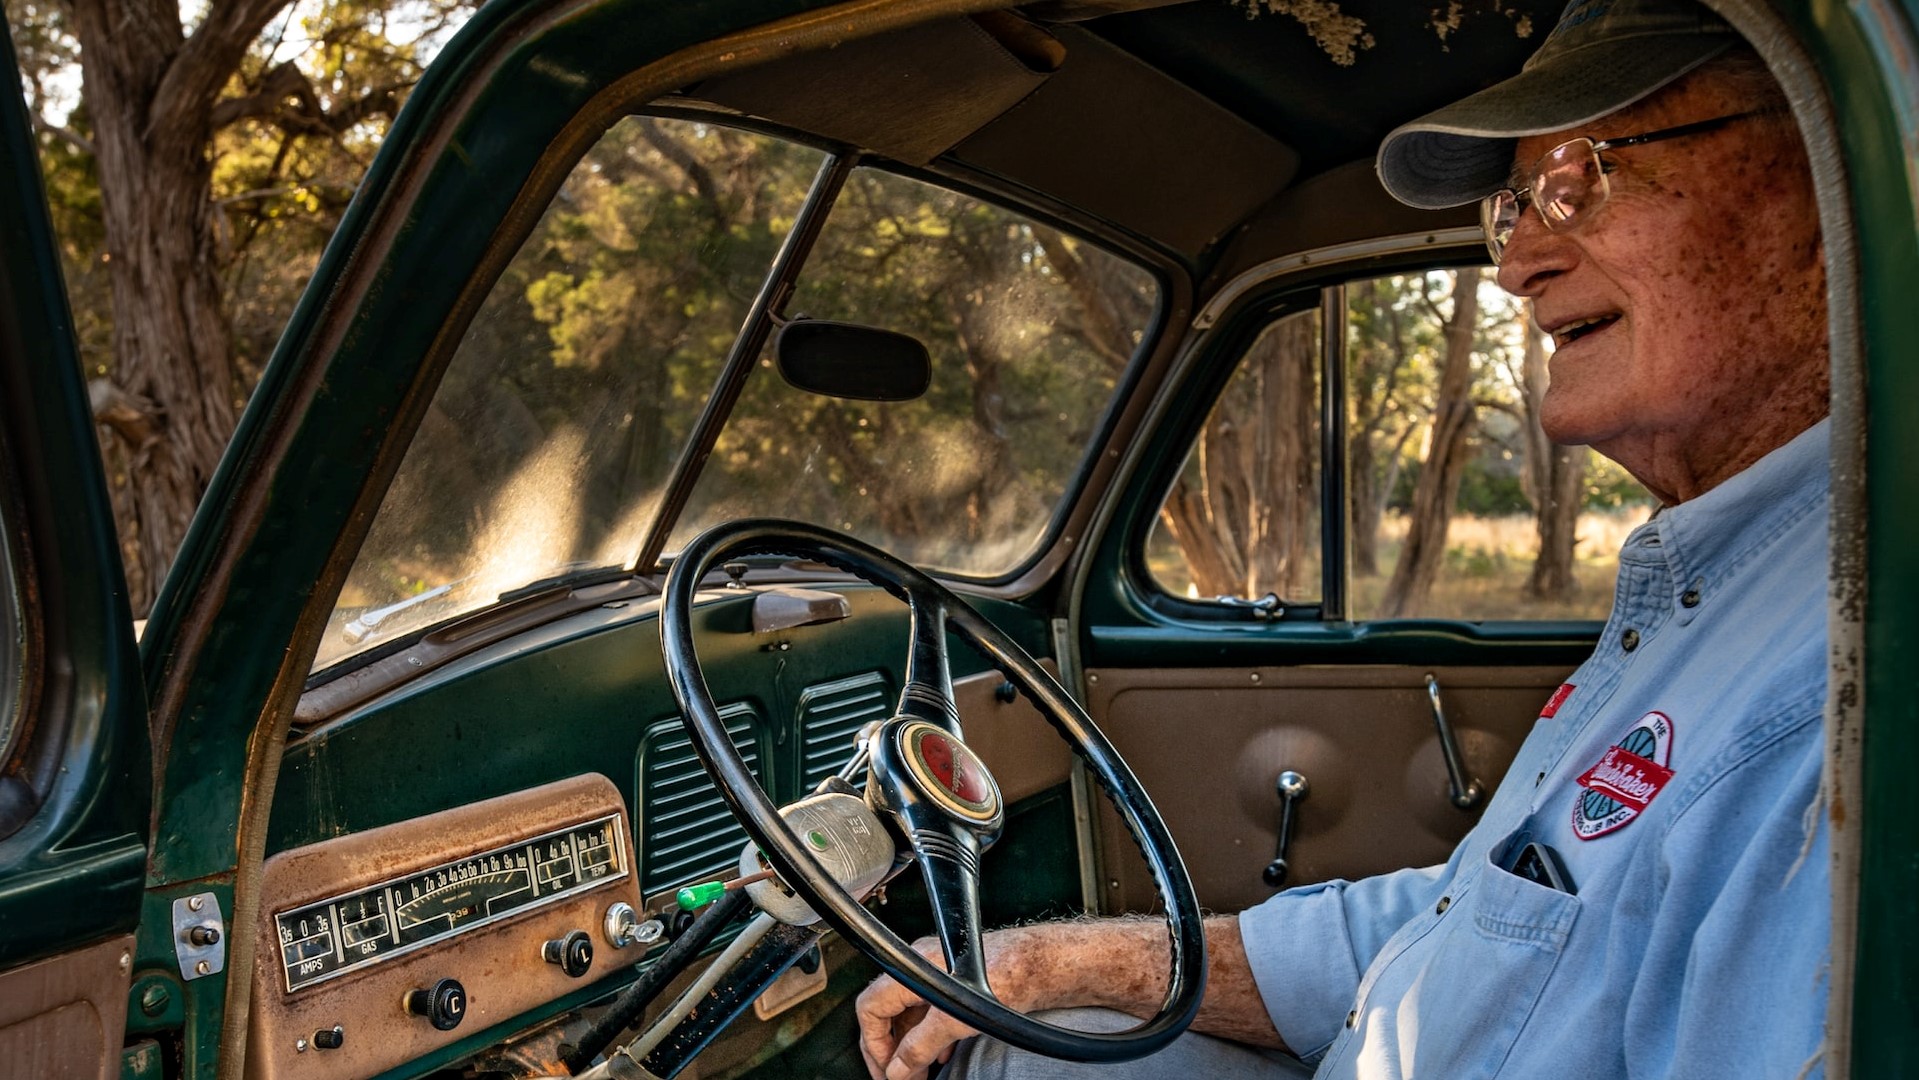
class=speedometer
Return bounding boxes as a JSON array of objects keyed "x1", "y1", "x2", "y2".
[{"x1": 274, "y1": 814, "x2": 626, "y2": 992}]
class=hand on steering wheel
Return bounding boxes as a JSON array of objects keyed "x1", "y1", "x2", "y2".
[{"x1": 662, "y1": 520, "x2": 1205, "y2": 1062}]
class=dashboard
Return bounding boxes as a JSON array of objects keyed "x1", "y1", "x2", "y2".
[{"x1": 247, "y1": 775, "x2": 644, "y2": 1080}]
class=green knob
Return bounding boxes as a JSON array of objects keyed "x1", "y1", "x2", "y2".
[{"x1": 676, "y1": 881, "x2": 727, "y2": 911}]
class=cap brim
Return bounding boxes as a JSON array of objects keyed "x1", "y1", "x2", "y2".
[{"x1": 1378, "y1": 34, "x2": 1733, "y2": 210}]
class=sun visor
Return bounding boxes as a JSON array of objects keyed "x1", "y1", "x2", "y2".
[
  {"x1": 949, "y1": 23, "x2": 1299, "y2": 257},
  {"x1": 689, "y1": 14, "x2": 1063, "y2": 167}
]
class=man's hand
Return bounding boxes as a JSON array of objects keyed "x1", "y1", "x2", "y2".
[
  {"x1": 854, "y1": 916, "x2": 1286, "y2": 1080},
  {"x1": 855, "y1": 931, "x2": 1029, "y2": 1080}
]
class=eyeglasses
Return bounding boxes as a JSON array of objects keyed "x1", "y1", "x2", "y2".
[{"x1": 1480, "y1": 111, "x2": 1775, "y2": 264}]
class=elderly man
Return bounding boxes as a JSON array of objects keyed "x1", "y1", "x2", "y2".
[{"x1": 855, "y1": 0, "x2": 1832, "y2": 1077}]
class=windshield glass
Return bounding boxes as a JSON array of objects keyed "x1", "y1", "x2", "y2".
[
  {"x1": 669, "y1": 166, "x2": 1158, "y2": 575},
  {"x1": 317, "y1": 117, "x2": 825, "y2": 669}
]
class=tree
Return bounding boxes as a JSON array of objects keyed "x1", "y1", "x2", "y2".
[
  {"x1": 1346, "y1": 278, "x2": 1427, "y2": 579},
  {"x1": 24, "y1": 0, "x2": 465, "y2": 611},
  {"x1": 1157, "y1": 311, "x2": 1320, "y2": 599},
  {"x1": 1378, "y1": 268, "x2": 1482, "y2": 617},
  {"x1": 1516, "y1": 309, "x2": 1587, "y2": 601}
]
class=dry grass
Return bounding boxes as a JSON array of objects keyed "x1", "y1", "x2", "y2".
[
  {"x1": 1150, "y1": 507, "x2": 1653, "y2": 622},
  {"x1": 1349, "y1": 508, "x2": 1651, "y2": 621}
]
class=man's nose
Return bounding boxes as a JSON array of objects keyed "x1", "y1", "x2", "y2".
[{"x1": 1494, "y1": 206, "x2": 1578, "y2": 296}]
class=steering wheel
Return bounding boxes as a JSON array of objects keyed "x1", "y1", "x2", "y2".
[{"x1": 661, "y1": 520, "x2": 1206, "y2": 1062}]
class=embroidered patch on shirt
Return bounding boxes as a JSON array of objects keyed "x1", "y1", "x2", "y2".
[
  {"x1": 1540, "y1": 683, "x2": 1576, "y2": 719},
  {"x1": 1572, "y1": 711, "x2": 1674, "y2": 839}
]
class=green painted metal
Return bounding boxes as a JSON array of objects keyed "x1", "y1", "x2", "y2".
[
  {"x1": 120, "y1": 1041, "x2": 166, "y2": 1080},
  {"x1": 268, "y1": 589, "x2": 1041, "y2": 854},
  {"x1": 0, "y1": 16, "x2": 151, "y2": 971},
  {"x1": 1788, "y1": 0, "x2": 1919, "y2": 1072}
]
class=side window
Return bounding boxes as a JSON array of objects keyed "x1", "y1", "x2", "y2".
[
  {"x1": 1150, "y1": 267, "x2": 1652, "y2": 621},
  {"x1": 1146, "y1": 308, "x2": 1321, "y2": 604}
]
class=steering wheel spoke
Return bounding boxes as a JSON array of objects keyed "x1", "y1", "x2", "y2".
[
  {"x1": 908, "y1": 816, "x2": 991, "y2": 990},
  {"x1": 898, "y1": 593, "x2": 961, "y2": 730},
  {"x1": 664, "y1": 520, "x2": 1205, "y2": 1063}
]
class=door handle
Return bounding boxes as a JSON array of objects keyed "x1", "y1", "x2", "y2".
[
  {"x1": 1261, "y1": 770, "x2": 1309, "y2": 888},
  {"x1": 1425, "y1": 674, "x2": 1484, "y2": 810}
]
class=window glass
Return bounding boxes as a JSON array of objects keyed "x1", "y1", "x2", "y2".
[
  {"x1": 668, "y1": 167, "x2": 1159, "y2": 576},
  {"x1": 318, "y1": 117, "x2": 826, "y2": 669},
  {"x1": 1147, "y1": 268, "x2": 1653, "y2": 621},
  {"x1": 1146, "y1": 309, "x2": 1322, "y2": 603},
  {"x1": 1347, "y1": 269, "x2": 1652, "y2": 620}
]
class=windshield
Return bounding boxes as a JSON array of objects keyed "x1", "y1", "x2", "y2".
[
  {"x1": 318, "y1": 115, "x2": 1158, "y2": 672},
  {"x1": 317, "y1": 118, "x2": 825, "y2": 669}
]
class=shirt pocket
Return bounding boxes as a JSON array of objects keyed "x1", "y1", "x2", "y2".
[{"x1": 1386, "y1": 847, "x2": 1582, "y2": 1078}]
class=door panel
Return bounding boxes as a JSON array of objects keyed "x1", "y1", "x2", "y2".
[
  {"x1": 1086, "y1": 664, "x2": 1569, "y2": 914},
  {"x1": 0, "y1": 934, "x2": 137, "y2": 1080}
]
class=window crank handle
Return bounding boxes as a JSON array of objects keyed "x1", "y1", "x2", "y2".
[{"x1": 1262, "y1": 769, "x2": 1309, "y2": 888}]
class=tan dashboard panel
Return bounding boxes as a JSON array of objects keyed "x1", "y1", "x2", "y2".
[
  {"x1": 246, "y1": 774, "x2": 644, "y2": 1080},
  {"x1": 953, "y1": 664, "x2": 1072, "y2": 805}
]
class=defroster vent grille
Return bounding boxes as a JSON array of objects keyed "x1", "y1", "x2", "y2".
[
  {"x1": 637, "y1": 703, "x2": 761, "y2": 896},
  {"x1": 797, "y1": 672, "x2": 891, "y2": 791}
]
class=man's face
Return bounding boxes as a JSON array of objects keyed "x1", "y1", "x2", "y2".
[{"x1": 1494, "y1": 65, "x2": 1827, "y2": 503}]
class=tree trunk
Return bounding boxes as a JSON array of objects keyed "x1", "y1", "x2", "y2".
[
  {"x1": 1518, "y1": 315, "x2": 1586, "y2": 601},
  {"x1": 69, "y1": 0, "x2": 293, "y2": 612},
  {"x1": 1157, "y1": 311, "x2": 1318, "y2": 599},
  {"x1": 1379, "y1": 270, "x2": 1482, "y2": 617}
]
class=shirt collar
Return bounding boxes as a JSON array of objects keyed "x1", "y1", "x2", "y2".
[{"x1": 1622, "y1": 419, "x2": 1831, "y2": 618}]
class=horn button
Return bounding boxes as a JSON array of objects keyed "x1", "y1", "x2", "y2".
[{"x1": 880, "y1": 719, "x2": 1003, "y2": 829}]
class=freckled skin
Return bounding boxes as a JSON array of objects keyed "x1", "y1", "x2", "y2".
[{"x1": 1497, "y1": 67, "x2": 1829, "y2": 504}]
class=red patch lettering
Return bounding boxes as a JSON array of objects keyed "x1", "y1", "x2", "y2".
[{"x1": 1576, "y1": 746, "x2": 1673, "y2": 813}]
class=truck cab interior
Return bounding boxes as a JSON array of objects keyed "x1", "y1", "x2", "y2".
[{"x1": 0, "y1": 1, "x2": 1905, "y2": 1078}]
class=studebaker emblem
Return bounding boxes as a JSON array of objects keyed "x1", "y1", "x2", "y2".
[{"x1": 900, "y1": 721, "x2": 1001, "y2": 823}]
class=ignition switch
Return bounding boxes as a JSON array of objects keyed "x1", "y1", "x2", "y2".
[{"x1": 542, "y1": 930, "x2": 594, "y2": 978}]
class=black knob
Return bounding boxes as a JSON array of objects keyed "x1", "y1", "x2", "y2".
[
  {"x1": 188, "y1": 926, "x2": 220, "y2": 946},
  {"x1": 404, "y1": 978, "x2": 467, "y2": 1031},
  {"x1": 312, "y1": 1026, "x2": 344, "y2": 1050},
  {"x1": 543, "y1": 930, "x2": 594, "y2": 978}
]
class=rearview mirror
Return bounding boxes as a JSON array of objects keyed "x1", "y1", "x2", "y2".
[{"x1": 774, "y1": 319, "x2": 931, "y2": 401}]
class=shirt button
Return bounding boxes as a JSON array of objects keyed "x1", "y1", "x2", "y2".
[
  {"x1": 1345, "y1": 1010, "x2": 1358, "y2": 1029},
  {"x1": 1621, "y1": 628, "x2": 1640, "y2": 652},
  {"x1": 1681, "y1": 588, "x2": 1702, "y2": 608},
  {"x1": 1435, "y1": 896, "x2": 1451, "y2": 915}
]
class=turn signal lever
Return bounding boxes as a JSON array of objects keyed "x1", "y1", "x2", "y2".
[{"x1": 1261, "y1": 770, "x2": 1309, "y2": 888}]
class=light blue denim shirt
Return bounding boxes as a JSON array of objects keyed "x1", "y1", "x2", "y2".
[{"x1": 1240, "y1": 419, "x2": 1831, "y2": 1079}]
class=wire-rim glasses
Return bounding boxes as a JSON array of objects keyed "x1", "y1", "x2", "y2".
[{"x1": 1480, "y1": 111, "x2": 1777, "y2": 264}]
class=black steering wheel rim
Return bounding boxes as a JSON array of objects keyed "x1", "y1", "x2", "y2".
[{"x1": 661, "y1": 519, "x2": 1206, "y2": 1062}]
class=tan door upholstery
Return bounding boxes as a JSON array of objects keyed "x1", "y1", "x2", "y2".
[{"x1": 1084, "y1": 664, "x2": 1572, "y2": 914}]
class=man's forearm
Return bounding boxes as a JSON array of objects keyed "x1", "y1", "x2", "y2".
[{"x1": 988, "y1": 914, "x2": 1289, "y2": 1052}]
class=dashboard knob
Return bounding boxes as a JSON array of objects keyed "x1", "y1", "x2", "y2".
[
  {"x1": 312, "y1": 1026, "x2": 344, "y2": 1050},
  {"x1": 543, "y1": 930, "x2": 593, "y2": 978},
  {"x1": 404, "y1": 978, "x2": 466, "y2": 1031}
]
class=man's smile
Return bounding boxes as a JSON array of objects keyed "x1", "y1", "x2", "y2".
[{"x1": 1543, "y1": 311, "x2": 1623, "y2": 349}]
